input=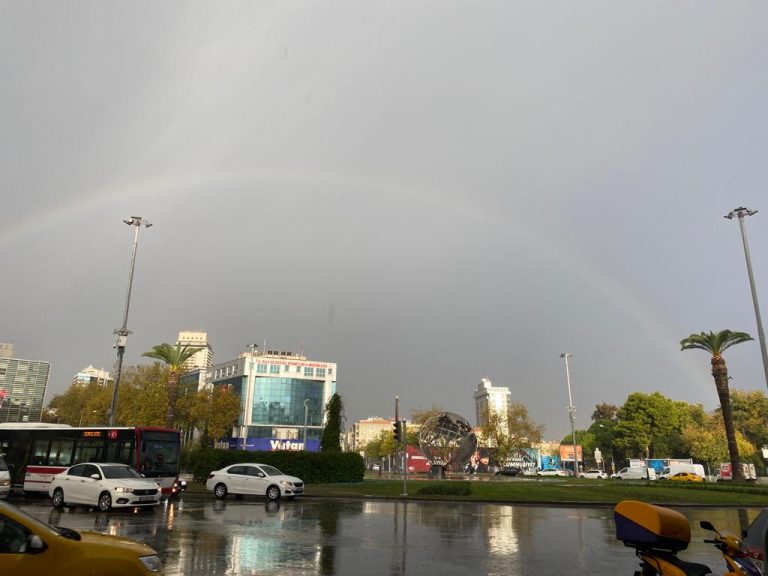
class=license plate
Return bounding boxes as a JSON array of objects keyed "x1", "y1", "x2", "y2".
[{"x1": 138, "y1": 496, "x2": 155, "y2": 502}]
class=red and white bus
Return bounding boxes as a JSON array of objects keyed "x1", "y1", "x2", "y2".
[{"x1": 0, "y1": 423, "x2": 185, "y2": 496}]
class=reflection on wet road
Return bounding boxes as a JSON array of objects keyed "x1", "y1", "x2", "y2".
[{"x1": 15, "y1": 498, "x2": 765, "y2": 575}]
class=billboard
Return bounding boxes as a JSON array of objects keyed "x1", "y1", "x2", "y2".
[
  {"x1": 228, "y1": 438, "x2": 320, "y2": 452},
  {"x1": 558, "y1": 444, "x2": 583, "y2": 462}
]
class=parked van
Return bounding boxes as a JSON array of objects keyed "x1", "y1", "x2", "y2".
[
  {"x1": 715, "y1": 462, "x2": 757, "y2": 483},
  {"x1": 612, "y1": 467, "x2": 656, "y2": 480},
  {"x1": 659, "y1": 463, "x2": 705, "y2": 480},
  {"x1": 0, "y1": 455, "x2": 10, "y2": 498}
]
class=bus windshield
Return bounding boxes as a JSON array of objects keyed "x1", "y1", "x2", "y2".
[{"x1": 140, "y1": 431, "x2": 180, "y2": 476}]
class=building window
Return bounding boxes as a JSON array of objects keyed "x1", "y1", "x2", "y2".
[
  {"x1": 316, "y1": 368, "x2": 326, "y2": 378},
  {"x1": 257, "y1": 364, "x2": 268, "y2": 373},
  {"x1": 304, "y1": 367, "x2": 314, "y2": 377},
  {"x1": 328, "y1": 368, "x2": 333, "y2": 375},
  {"x1": 269, "y1": 364, "x2": 280, "y2": 374}
]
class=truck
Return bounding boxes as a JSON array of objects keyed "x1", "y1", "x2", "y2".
[
  {"x1": 715, "y1": 462, "x2": 757, "y2": 483},
  {"x1": 659, "y1": 463, "x2": 706, "y2": 480}
]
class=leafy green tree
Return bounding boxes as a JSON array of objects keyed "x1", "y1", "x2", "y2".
[
  {"x1": 681, "y1": 330, "x2": 754, "y2": 482},
  {"x1": 320, "y1": 393, "x2": 344, "y2": 453},
  {"x1": 591, "y1": 403, "x2": 618, "y2": 422},
  {"x1": 682, "y1": 412, "x2": 756, "y2": 469},
  {"x1": 729, "y1": 389, "x2": 768, "y2": 449},
  {"x1": 612, "y1": 392, "x2": 685, "y2": 460},
  {"x1": 203, "y1": 386, "x2": 242, "y2": 445},
  {"x1": 115, "y1": 364, "x2": 170, "y2": 426},
  {"x1": 364, "y1": 429, "x2": 397, "y2": 462},
  {"x1": 479, "y1": 401, "x2": 544, "y2": 467},
  {"x1": 142, "y1": 343, "x2": 202, "y2": 429},
  {"x1": 48, "y1": 380, "x2": 111, "y2": 425},
  {"x1": 409, "y1": 405, "x2": 444, "y2": 425}
]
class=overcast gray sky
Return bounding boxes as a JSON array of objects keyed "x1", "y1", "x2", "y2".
[{"x1": 2, "y1": 2, "x2": 767, "y2": 440}]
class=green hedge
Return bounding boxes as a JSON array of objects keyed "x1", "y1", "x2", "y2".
[
  {"x1": 182, "y1": 447, "x2": 365, "y2": 484},
  {"x1": 416, "y1": 482, "x2": 472, "y2": 496}
]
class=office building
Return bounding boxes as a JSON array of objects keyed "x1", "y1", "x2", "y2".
[
  {"x1": 176, "y1": 331, "x2": 214, "y2": 372},
  {"x1": 0, "y1": 348, "x2": 51, "y2": 423},
  {"x1": 473, "y1": 378, "x2": 511, "y2": 428},
  {"x1": 209, "y1": 347, "x2": 336, "y2": 452}
]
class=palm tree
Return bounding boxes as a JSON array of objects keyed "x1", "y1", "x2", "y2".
[
  {"x1": 142, "y1": 343, "x2": 202, "y2": 429},
  {"x1": 681, "y1": 330, "x2": 753, "y2": 482}
]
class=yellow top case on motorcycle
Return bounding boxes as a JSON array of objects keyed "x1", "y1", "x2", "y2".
[{"x1": 614, "y1": 500, "x2": 691, "y2": 552}]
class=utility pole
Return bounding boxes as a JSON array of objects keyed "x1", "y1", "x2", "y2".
[
  {"x1": 560, "y1": 353, "x2": 579, "y2": 477},
  {"x1": 725, "y1": 207, "x2": 768, "y2": 391},
  {"x1": 108, "y1": 217, "x2": 152, "y2": 426}
]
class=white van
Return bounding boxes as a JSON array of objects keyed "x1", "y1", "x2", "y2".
[
  {"x1": 612, "y1": 467, "x2": 656, "y2": 480},
  {"x1": 0, "y1": 456, "x2": 10, "y2": 499},
  {"x1": 659, "y1": 463, "x2": 705, "y2": 480}
]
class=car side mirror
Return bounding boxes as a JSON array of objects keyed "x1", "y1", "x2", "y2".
[
  {"x1": 90, "y1": 474, "x2": 101, "y2": 480},
  {"x1": 27, "y1": 535, "x2": 46, "y2": 553}
]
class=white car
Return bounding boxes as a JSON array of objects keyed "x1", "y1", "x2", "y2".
[
  {"x1": 0, "y1": 456, "x2": 10, "y2": 498},
  {"x1": 536, "y1": 468, "x2": 568, "y2": 477},
  {"x1": 206, "y1": 463, "x2": 304, "y2": 501},
  {"x1": 580, "y1": 469, "x2": 607, "y2": 479},
  {"x1": 49, "y1": 462, "x2": 162, "y2": 511}
]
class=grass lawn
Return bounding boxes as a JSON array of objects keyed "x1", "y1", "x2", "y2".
[{"x1": 301, "y1": 477, "x2": 768, "y2": 506}]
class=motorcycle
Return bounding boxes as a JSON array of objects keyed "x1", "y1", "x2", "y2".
[{"x1": 615, "y1": 500, "x2": 764, "y2": 575}]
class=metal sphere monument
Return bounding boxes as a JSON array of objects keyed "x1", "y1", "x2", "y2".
[{"x1": 418, "y1": 412, "x2": 476, "y2": 472}]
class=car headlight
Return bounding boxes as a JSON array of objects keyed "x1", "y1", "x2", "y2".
[
  {"x1": 139, "y1": 554, "x2": 162, "y2": 572},
  {"x1": 114, "y1": 487, "x2": 133, "y2": 493},
  {"x1": 0, "y1": 479, "x2": 9, "y2": 487},
  {"x1": 280, "y1": 481, "x2": 294, "y2": 487}
]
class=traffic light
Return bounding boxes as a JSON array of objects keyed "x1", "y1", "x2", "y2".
[{"x1": 392, "y1": 420, "x2": 401, "y2": 442}]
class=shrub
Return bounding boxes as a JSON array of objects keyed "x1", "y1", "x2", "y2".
[
  {"x1": 182, "y1": 447, "x2": 364, "y2": 484},
  {"x1": 416, "y1": 482, "x2": 472, "y2": 496}
]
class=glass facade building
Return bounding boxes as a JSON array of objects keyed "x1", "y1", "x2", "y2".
[
  {"x1": 0, "y1": 357, "x2": 51, "y2": 423},
  {"x1": 207, "y1": 350, "x2": 337, "y2": 451}
]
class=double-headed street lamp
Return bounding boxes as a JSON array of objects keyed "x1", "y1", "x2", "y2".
[
  {"x1": 108, "y1": 217, "x2": 152, "y2": 426},
  {"x1": 725, "y1": 207, "x2": 768, "y2": 390},
  {"x1": 560, "y1": 353, "x2": 579, "y2": 476}
]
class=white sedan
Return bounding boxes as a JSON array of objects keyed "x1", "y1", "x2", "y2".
[
  {"x1": 206, "y1": 463, "x2": 304, "y2": 501},
  {"x1": 580, "y1": 469, "x2": 608, "y2": 479},
  {"x1": 49, "y1": 462, "x2": 162, "y2": 512}
]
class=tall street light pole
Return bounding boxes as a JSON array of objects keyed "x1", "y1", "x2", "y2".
[
  {"x1": 560, "y1": 353, "x2": 579, "y2": 477},
  {"x1": 108, "y1": 217, "x2": 152, "y2": 426},
  {"x1": 303, "y1": 399, "x2": 310, "y2": 448},
  {"x1": 725, "y1": 207, "x2": 768, "y2": 390}
]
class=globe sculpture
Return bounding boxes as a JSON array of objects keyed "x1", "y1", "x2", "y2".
[{"x1": 418, "y1": 412, "x2": 477, "y2": 472}]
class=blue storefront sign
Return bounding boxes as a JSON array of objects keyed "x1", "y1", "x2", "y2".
[{"x1": 228, "y1": 438, "x2": 320, "y2": 452}]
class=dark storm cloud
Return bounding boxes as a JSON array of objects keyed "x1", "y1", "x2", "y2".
[{"x1": 2, "y1": 2, "x2": 767, "y2": 439}]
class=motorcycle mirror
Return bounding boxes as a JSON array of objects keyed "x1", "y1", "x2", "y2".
[{"x1": 700, "y1": 520, "x2": 715, "y2": 531}]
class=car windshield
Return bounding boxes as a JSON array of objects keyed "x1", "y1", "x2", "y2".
[
  {"x1": 0, "y1": 458, "x2": 7, "y2": 471},
  {"x1": 260, "y1": 465, "x2": 283, "y2": 476},
  {"x1": 102, "y1": 466, "x2": 143, "y2": 480}
]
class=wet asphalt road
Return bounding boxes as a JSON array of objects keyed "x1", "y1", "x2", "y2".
[{"x1": 11, "y1": 496, "x2": 765, "y2": 575}]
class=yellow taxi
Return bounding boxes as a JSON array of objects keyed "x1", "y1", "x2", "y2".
[
  {"x1": 668, "y1": 471, "x2": 705, "y2": 483},
  {"x1": 0, "y1": 500, "x2": 162, "y2": 576}
]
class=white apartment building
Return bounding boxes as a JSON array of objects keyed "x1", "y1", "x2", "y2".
[
  {"x1": 473, "y1": 378, "x2": 511, "y2": 428},
  {"x1": 350, "y1": 417, "x2": 394, "y2": 453},
  {"x1": 73, "y1": 365, "x2": 112, "y2": 387}
]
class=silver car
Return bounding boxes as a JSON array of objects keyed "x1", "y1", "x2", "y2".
[{"x1": 206, "y1": 463, "x2": 304, "y2": 501}]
